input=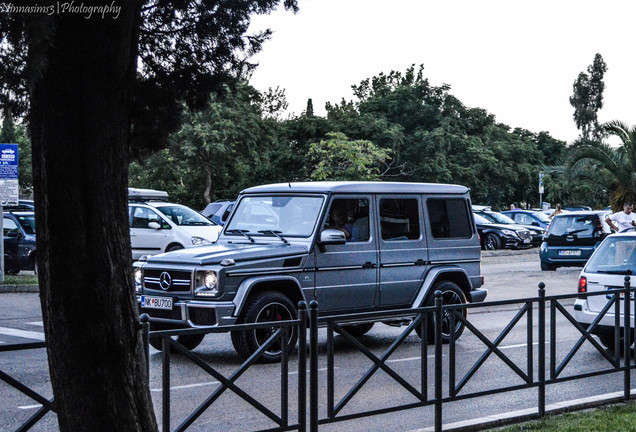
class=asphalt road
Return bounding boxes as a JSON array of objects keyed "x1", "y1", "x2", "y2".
[{"x1": 3, "y1": 248, "x2": 617, "y2": 432}]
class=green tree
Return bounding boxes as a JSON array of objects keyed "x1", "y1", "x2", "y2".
[
  {"x1": 570, "y1": 53, "x2": 607, "y2": 140},
  {"x1": 0, "y1": 1, "x2": 298, "y2": 430},
  {"x1": 308, "y1": 132, "x2": 391, "y2": 180},
  {"x1": 558, "y1": 121, "x2": 636, "y2": 210}
]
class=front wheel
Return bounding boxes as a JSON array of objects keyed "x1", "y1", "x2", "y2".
[
  {"x1": 149, "y1": 333, "x2": 205, "y2": 352},
  {"x1": 484, "y1": 233, "x2": 501, "y2": 250},
  {"x1": 416, "y1": 281, "x2": 467, "y2": 343},
  {"x1": 166, "y1": 244, "x2": 184, "y2": 252},
  {"x1": 231, "y1": 291, "x2": 298, "y2": 363}
]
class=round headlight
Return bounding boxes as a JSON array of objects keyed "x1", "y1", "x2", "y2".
[
  {"x1": 134, "y1": 268, "x2": 142, "y2": 285},
  {"x1": 204, "y1": 271, "x2": 217, "y2": 289}
]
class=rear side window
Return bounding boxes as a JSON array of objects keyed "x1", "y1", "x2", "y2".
[
  {"x1": 379, "y1": 198, "x2": 420, "y2": 241},
  {"x1": 427, "y1": 198, "x2": 472, "y2": 239},
  {"x1": 548, "y1": 215, "x2": 601, "y2": 237}
]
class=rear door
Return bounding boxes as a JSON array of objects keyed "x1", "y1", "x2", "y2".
[
  {"x1": 377, "y1": 195, "x2": 427, "y2": 307},
  {"x1": 129, "y1": 205, "x2": 171, "y2": 258}
]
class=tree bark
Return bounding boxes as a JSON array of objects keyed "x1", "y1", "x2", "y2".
[{"x1": 29, "y1": 3, "x2": 157, "y2": 431}]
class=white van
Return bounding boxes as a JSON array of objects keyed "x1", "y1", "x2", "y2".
[{"x1": 128, "y1": 188, "x2": 222, "y2": 260}]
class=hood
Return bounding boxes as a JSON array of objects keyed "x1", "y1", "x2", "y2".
[
  {"x1": 146, "y1": 242, "x2": 309, "y2": 266},
  {"x1": 178, "y1": 225, "x2": 222, "y2": 242}
]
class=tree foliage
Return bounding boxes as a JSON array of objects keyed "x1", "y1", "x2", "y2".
[{"x1": 570, "y1": 53, "x2": 607, "y2": 140}]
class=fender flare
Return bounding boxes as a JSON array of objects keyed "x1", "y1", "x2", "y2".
[
  {"x1": 233, "y1": 275, "x2": 306, "y2": 317},
  {"x1": 410, "y1": 266, "x2": 472, "y2": 308}
]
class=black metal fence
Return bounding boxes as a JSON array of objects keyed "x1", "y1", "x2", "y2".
[
  {"x1": 3, "y1": 277, "x2": 635, "y2": 431},
  {"x1": 141, "y1": 276, "x2": 636, "y2": 432}
]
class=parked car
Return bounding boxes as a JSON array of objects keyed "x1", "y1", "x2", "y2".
[
  {"x1": 502, "y1": 209, "x2": 551, "y2": 229},
  {"x1": 128, "y1": 188, "x2": 222, "y2": 260},
  {"x1": 574, "y1": 231, "x2": 636, "y2": 349},
  {"x1": 563, "y1": 205, "x2": 593, "y2": 212},
  {"x1": 539, "y1": 211, "x2": 612, "y2": 271},
  {"x1": 136, "y1": 181, "x2": 488, "y2": 362},
  {"x1": 474, "y1": 210, "x2": 545, "y2": 246},
  {"x1": 201, "y1": 200, "x2": 234, "y2": 226},
  {"x1": 473, "y1": 213, "x2": 533, "y2": 250},
  {"x1": 3, "y1": 211, "x2": 37, "y2": 274},
  {"x1": 3, "y1": 200, "x2": 35, "y2": 211}
]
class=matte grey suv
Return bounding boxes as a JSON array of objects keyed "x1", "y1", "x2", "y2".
[{"x1": 136, "y1": 181, "x2": 487, "y2": 362}]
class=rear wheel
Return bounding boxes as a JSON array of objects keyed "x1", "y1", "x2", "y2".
[
  {"x1": 598, "y1": 331, "x2": 635, "y2": 352},
  {"x1": 416, "y1": 281, "x2": 467, "y2": 343},
  {"x1": 540, "y1": 261, "x2": 557, "y2": 271},
  {"x1": 231, "y1": 291, "x2": 298, "y2": 363},
  {"x1": 484, "y1": 233, "x2": 501, "y2": 250},
  {"x1": 338, "y1": 322, "x2": 375, "y2": 337}
]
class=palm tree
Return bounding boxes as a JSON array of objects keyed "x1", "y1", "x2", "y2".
[{"x1": 559, "y1": 121, "x2": 636, "y2": 211}]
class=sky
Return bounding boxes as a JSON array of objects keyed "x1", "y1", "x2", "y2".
[{"x1": 248, "y1": 0, "x2": 636, "y2": 144}]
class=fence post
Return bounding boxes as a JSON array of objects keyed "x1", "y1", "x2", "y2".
[
  {"x1": 625, "y1": 275, "x2": 631, "y2": 401},
  {"x1": 309, "y1": 300, "x2": 319, "y2": 432},
  {"x1": 434, "y1": 290, "x2": 443, "y2": 432},
  {"x1": 298, "y1": 301, "x2": 307, "y2": 432},
  {"x1": 140, "y1": 313, "x2": 150, "y2": 379},
  {"x1": 538, "y1": 282, "x2": 546, "y2": 417}
]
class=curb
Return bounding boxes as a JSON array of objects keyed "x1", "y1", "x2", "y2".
[
  {"x1": 0, "y1": 285, "x2": 39, "y2": 293},
  {"x1": 412, "y1": 389, "x2": 634, "y2": 432}
]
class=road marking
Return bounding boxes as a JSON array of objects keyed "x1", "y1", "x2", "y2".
[
  {"x1": 18, "y1": 404, "x2": 42, "y2": 410},
  {"x1": 0, "y1": 326, "x2": 45, "y2": 341},
  {"x1": 26, "y1": 321, "x2": 43, "y2": 327},
  {"x1": 499, "y1": 342, "x2": 539, "y2": 350}
]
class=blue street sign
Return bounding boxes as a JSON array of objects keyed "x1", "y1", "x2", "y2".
[{"x1": 0, "y1": 143, "x2": 19, "y2": 205}]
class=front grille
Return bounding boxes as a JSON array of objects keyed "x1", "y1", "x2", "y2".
[{"x1": 144, "y1": 269, "x2": 192, "y2": 292}]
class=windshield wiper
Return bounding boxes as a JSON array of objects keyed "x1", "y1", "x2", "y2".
[
  {"x1": 226, "y1": 229, "x2": 255, "y2": 243},
  {"x1": 258, "y1": 230, "x2": 289, "y2": 245}
]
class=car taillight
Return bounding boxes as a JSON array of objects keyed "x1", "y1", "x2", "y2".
[{"x1": 578, "y1": 276, "x2": 587, "y2": 293}]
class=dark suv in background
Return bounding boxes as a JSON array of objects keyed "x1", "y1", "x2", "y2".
[
  {"x1": 3, "y1": 211, "x2": 37, "y2": 274},
  {"x1": 539, "y1": 210, "x2": 612, "y2": 271}
]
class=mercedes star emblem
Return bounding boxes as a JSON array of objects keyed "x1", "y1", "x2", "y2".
[{"x1": 159, "y1": 272, "x2": 172, "y2": 290}]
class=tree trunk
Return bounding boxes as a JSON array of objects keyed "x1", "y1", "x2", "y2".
[{"x1": 29, "y1": 4, "x2": 157, "y2": 431}]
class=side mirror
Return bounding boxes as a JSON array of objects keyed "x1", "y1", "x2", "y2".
[
  {"x1": 318, "y1": 229, "x2": 346, "y2": 247},
  {"x1": 4, "y1": 230, "x2": 21, "y2": 238},
  {"x1": 148, "y1": 221, "x2": 161, "y2": 230},
  {"x1": 532, "y1": 221, "x2": 540, "y2": 226}
]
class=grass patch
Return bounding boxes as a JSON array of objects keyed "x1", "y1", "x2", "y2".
[
  {"x1": 496, "y1": 401, "x2": 636, "y2": 431},
  {"x1": 1, "y1": 273, "x2": 38, "y2": 285}
]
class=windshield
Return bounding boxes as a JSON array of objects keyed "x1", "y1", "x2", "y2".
[
  {"x1": 156, "y1": 205, "x2": 215, "y2": 226},
  {"x1": 548, "y1": 214, "x2": 601, "y2": 238},
  {"x1": 533, "y1": 212, "x2": 551, "y2": 223},
  {"x1": 473, "y1": 214, "x2": 491, "y2": 225},
  {"x1": 585, "y1": 237, "x2": 636, "y2": 274},
  {"x1": 225, "y1": 195, "x2": 324, "y2": 238},
  {"x1": 481, "y1": 212, "x2": 515, "y2": 224},
  {"x1": 16, "y1": 215, "x2": 36, "y2": 234}
]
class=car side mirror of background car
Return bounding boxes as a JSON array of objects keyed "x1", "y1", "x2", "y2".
[
  {"x1": 317, "y1": 229, "x2": 346, "y2": 251},
  {"x1": 148, "y1": 221, "x2": 161, "y2": 230},
  {"x1": 4, "y1": 230, "x2": 21, "y2": 238},
  {"x1": 532, "y1": 222, "x2": 540, "y2": 226}
]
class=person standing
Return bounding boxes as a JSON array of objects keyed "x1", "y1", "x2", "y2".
[
  {"x1": 605, "y1": 201, "x2": 636, "y2": 232},
  {"x1": 549, "y1": 203, "x2": 563, "y2": 219}
]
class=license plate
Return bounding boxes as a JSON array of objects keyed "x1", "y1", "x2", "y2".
[
  {"x1": 558, "y1": 250, "x2": 581, "y2": 256},
  {"x1": 141, "y1": 295, "x2": 173, "y2": 310},
  {"x1": 523, "y1": 238, "x2": 531, "y2": 244}
]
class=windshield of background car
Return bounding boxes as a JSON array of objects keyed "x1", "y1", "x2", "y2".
[
  {"x1": 547, "y1": 214, "x2": 601, "y2": 238},
  {"x1": 585, "y1": 237, "x2": 636, "y2": 274},
  {"x1": 533, "y1": 212, "x2": 551, "y2": 223},
  {"x1": 16, "y1": 215, "x2": 36, "y2": 234},
  {"x1": 473, "y1": 214, "x2": 492, "y2": 225},
  {"x1": 482, "y1": 212, "x2": 515, "y2": 224},
  {"x1": 225, "y1": 195, "x2": 324, "y2": 237},
  {"x1": 157, "y1": 205, "x2": 216, "y2": 226}
]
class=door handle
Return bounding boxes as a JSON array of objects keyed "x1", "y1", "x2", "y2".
[
  {"x1": 415, "y1": 259, "x2": 427, "y2": 266},
  {"x1": 362, "y1": 262, "x2": 376, "y2": 269}
]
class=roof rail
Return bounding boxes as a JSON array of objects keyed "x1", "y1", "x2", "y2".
[{"x1": 128, "y1": 187, "x2": 169, "y2": 202}]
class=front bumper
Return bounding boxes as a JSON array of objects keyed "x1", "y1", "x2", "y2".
[
  {"x1": 469, "y1": 288, "x2": 488, "y2": 303},
  {"x1": 137, "y1": 296, "x2": 237, "y2": 327}
]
